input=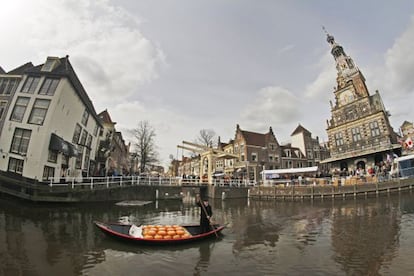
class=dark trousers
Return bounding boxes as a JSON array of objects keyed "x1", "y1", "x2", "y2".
[{"x1": 200, "y1": 220, "x2": 211, "y2": 233}]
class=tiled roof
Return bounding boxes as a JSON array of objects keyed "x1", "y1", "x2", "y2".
[
  {"x1": 236, "y1": 125, "x2": 278, "y2": 147},
  {"x1": 241, "y1": 130, "x2": 267, "y2": 147},
  {"x1": 24, "y1": 56, "x2": 102, "y2": 127},
  {"x1": 8, "y1": 62, "x2": 34, "y2": 75},
  {"x1": 98, "y1": 109, "x2": 116, "y2": 125}
]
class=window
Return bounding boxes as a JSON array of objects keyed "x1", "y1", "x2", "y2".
[
  {"x1": 351, "y1": 127, "x2": 362, "y2": 142},
  {"x1": 5, "y1": 79, "x2": 17, "y2": 94},
  {"x1": 269, "y1": 143, "x2": 275, "y2": 151},
  {"x1": 28, "y1": 99, "x2": 50, "y2": 125},
  {"x1": 369, "y1": 121, "x2": 381, "y2": 137},
  {"x1": 0, "y1": 101, "x2": 6, "y2": 119},
  {"x1": 80, "y1": 130, "x2": 88, "y2": 145},
  {"x1": 72, "y1": 124, "x2": 82, "y2": 144},
  {"x1": 39, "y1": 78, "x2": 59, "y2": 95},
  {"x1": 251, "y1": 153, "x2": 257, "y2": 162},
  {"x1": 81, "y1": 109, "x2": 89, "y2": 126},
  {"x1": 87, "y1": 134, "x2": 92, "y2": 148},
  {"x1": 0, "y1": 79, "x2": 7, "y2": 94},
  {"x1": 0, "y1": 78, "x2": 18, "y2": 95},
  {"x1": 48, "y1": 150, "x2": 58, "y2": 163},
  {"x1": 10, "y1": 128, "x2": 31, "y2": 155},
  {"x1": 94, "y1": 124, "x2": 99, "y2": 136},
  {"x1": 42, "y1": 166, "x2": 55, "y2": 181},
  {"x1": 335, "y1": 132, "x2": 344, "y2": 146},
  {"x1": 84, "y1": 148, "x2": 91, "y2": 172},
  {"x1": 269, "y1": 155, "x2": 273, "y2": 161},
  {"x1": 8, "y1": 158, "x2": 24, "y2": 174},
  {"x1": 21, "y1": 76, "x2": 40, "y2": 93},
  {"x1": 10, "y1": 97, "x2": 30, "y2": 122},
  {"x1": 42, "y1": 59, "x2": 56, "y2": 72},
  {"x1": 75, "y1": 146, "x2": 84, "y2": 169}
]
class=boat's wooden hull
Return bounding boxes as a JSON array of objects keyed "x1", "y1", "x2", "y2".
[{"x1": 94, "y1": 221, "x2": 225, "y2": 245}]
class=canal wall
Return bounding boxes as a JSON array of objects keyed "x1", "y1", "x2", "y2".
[
  {"x1": 0, "y1": 173, "x2": 183, "y2": 202},
  {"x1": 208, "y1": 185, "x2": 249, "y2": 199},
  {"x1": 248, "y1": 178, "x2": 414, "y2": 200},
  {"x1": 2, "y1": 171, "x2": 414, "y2": 203}
]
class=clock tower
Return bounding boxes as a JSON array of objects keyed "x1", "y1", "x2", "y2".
[{"x1": 322, "y1": 30, "x2": 401, "y2": 175}]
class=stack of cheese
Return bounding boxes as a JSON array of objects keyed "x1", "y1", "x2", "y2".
[{"x1": 141, "y1": 225, "x2": 192, "y2": 240}]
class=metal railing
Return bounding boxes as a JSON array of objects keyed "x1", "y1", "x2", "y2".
[{"x1": 47, "y1": 175, "x2": 256, "y2": 190}]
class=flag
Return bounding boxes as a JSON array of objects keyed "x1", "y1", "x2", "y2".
[{"x1": 405, "y1": 137, "x2": 413, "y2": 149}]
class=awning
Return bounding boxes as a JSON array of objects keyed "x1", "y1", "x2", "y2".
[
  {"x1": 261, "y1": 166, "x2": 319, "y2": 175},
  {"x1": 49, "y1": 133, "x2": 78, "y2": 157}
]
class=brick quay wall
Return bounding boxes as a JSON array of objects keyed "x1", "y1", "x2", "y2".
[
  {"x1": 1, "y1": 171, "x2": 413, "y2": 202},
  {"x1": 248, "y1": 178, "x2": 414, "y2": 200}
]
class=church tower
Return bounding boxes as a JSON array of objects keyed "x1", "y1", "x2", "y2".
[{"x1": 322, "y1": 30, "x2": 401, "y2": 174}]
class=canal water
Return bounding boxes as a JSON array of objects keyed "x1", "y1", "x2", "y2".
[{"x1": 1, "y1": 192, "x2": 414, "y2": 275}]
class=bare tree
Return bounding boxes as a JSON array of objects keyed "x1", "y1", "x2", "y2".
[
  {"x1": 131, "y1": 121, "x2": 159, "y2": 173},
  {"x1": 196, "y1": 129, "x2": 217, "y2": 148}
]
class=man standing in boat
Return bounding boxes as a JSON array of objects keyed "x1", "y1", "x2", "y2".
[{"x1": 196, "y1": 194, "x2": 213, "y2": 233}]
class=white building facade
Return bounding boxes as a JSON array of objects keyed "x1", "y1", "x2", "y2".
[{"x1": 0, "y1": 56, "x2": 102, "y2": 182}]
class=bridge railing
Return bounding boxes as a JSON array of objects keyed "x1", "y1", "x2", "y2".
[
  {"x1": 46, "y1": 175, "x2": 256, "y2": 189},
  {"x1": 212, "y1": 179, "x2": 256, "y2": 187}
]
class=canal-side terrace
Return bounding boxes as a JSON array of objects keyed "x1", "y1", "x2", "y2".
[{"x1": 1, "y1": 173, "x2": 414, "y2": 202}]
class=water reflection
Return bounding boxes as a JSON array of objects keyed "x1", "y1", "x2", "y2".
[
  {"x1": 1, "y1": 193, "x2": 414, "y2": 275},
  {"x1": 331, "y1": 199, "x2": 400, "y2": 275},
  {"x1": 193, "y1": 240, "x2": 212, "y2": 275}
]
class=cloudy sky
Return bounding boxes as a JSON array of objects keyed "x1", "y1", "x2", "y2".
[{"x1": 1, "y1": 0, "x2": 414, "y2": 167}]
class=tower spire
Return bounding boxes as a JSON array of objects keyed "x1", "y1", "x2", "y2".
[
  {"x1": 323, "y1": 29, "x2": 357, "y2": 82},
  {"x1": 325, "y1": 28, "x2": 370, "y2": 101}
]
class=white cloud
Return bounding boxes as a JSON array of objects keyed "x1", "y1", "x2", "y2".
[
  {"x1": 277, "y1": 44, "x2": 295, "y2": 55},
  {"x1": 367, "y1": 15, "x2": 414, "y2": 128},
  {"x1": 240, "y1": 86, "x2": 302, "y2": 134},
  {"x1": 0, "y1": 0, "x2": 165, "y2": 107},
  {"x1": 304, "y1": 53, "x2": 336, "y2": 101},
  {"x1": 384, "y1": 15, "x2": 414, "y2": 96}
]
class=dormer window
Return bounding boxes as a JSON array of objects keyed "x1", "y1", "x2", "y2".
[
  {"x1": 286, "y1": 149, "x2": 291, "y2": 157},
  {"x1": 41, "y1": 57, "x2": 60, "y2": 72}
]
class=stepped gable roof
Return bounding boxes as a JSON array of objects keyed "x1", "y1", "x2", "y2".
[
  {"x1": 98, "y1": 109, "x2": 116, "y2": 125},
  {"x1": 25, "y1": 56, "x2": 102, "y2": 127},
  {"x1": 291, "y1": 124, "x2": 311, "y2": 136},
  {"x1": 7, "y1": 62, "x2": 34, "y2": 75},
  {"x1": 0, "y1": 66, "x2": 5, "y2": 74}
]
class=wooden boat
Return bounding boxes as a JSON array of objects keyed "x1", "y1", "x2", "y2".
[{"x1": 94, "y1": 221, "x2": 225, "y2": 245}]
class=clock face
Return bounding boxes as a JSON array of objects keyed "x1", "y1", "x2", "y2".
[{"x1": 339, "y1": 89, "x2": 354, "y2": 105}]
